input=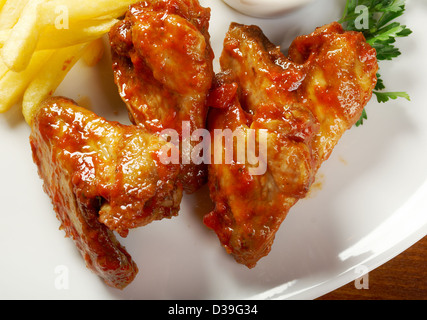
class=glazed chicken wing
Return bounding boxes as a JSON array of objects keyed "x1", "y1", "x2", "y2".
[
  {"x1": 204, "y1": 22, "x2": 378, "y2": 268},
  {"x1": 109, "y1": 0, "x2": 214, "y2": 193},
  {"x1": 30, "y1": 97, "x2": 182, "y2": 289}
]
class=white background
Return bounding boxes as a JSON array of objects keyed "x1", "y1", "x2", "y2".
[{"x1": 0, "y1": 0, "x2": 426, "y2": 299}]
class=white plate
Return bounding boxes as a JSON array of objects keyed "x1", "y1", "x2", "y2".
[{"x1": 1, "y1": 0, "x2": 426, "y2": 300}]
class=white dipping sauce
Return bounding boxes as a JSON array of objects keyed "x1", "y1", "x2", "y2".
[{"x1": 222, "y1": 0, "x2": 314, "y2": 18}]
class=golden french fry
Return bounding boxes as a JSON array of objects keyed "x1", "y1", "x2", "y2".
[
  {"x1": 0, "y1": 0, "x2": 7, "y2": 12},
  {"x1": 0, "y1": 0, "x2": 141, "y2": 125},
  {"x1": 40, "y1": 0, "x2": 139, "y2": 24},
  {"x1": 0, "y1": 0, "x2": 29, "y2": 30},
  {"x1": 0, "y1": 50, "x2": 53, "y2": 113},
  {"x1": 0, "y1": 58, "x2": 8, "y2": 81},
  {"x1": 37, "y1": 19, "x2": 117, "y2": 50},
  {"x1": 1, "y1": 0, "x2": 47, "y2": 72},
  {"x1": 0, "y1": 30, "x2": 9, "y2": 48},
  {"x1": 22, "y1": 43, "x2": 89, "y2": 125},
  {"x1": 82, "y1": 38, "x2": 105, "y2": 67},
  {"x1": 0, "y1": 19, "x2": 118, "y2": 50}
]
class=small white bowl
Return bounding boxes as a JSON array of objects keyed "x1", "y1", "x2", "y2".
[{"x1": 223, "y1": 0, "x2": 314, "y2": 18}]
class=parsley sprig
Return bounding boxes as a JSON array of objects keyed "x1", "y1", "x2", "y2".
[{"x1": 339, "y1": 0, "x2": 412, "y2": 126}]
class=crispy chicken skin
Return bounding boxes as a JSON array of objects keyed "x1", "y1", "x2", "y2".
[
  {"x1": 204, "y1": 22, "x2": 378, "y2": 268},
  {"x1": 30, "y1": 97, "x2": 182, "y2": 289},
  {"x1": 109, "y1": 0, "x2": 214, "y2": 193}
]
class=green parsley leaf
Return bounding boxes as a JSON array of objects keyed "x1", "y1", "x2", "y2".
[
  {"x1": 355, "y1": 109, "x2": 368, "y2": 127},
  {"x1": 375, "y1": 73, "x2": 385, "y2": 91},
  {"x1": 339, "y1": 0, "x2": 412, "y2": 126},
  {"x1": 373, "y1": 91, "x2": 411, "y2": 103}
]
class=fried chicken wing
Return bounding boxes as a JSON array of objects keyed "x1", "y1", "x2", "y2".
[
  {"x1": 109, "y1": 0, "x2": 214, "y2": 193},
  {"x1": 204, "y1": 22, "x2": 378, "y2": 268},
  {"x1": 30, "y1": 97, "x2": 182, "y2": 289}
]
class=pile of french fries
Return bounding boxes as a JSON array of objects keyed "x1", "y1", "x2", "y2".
[{"x1": 0, "y1": 0, "x2": 140, "y2": 125}]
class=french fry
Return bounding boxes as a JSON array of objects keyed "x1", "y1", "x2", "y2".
[
  {"x1": 0, "y1": 0, "x2": 140, "y2": 124},
  {"x1": 0, "y1": 0, "x2": 7, "y2": 12},
  {"x1": 0, "y1": 0, "x2": 29, "y2": 30},
  {"x1": 2, "y1": 0, "x2": 136, "y2": 72},
  {"x1": 0, "y1": 19, "x2": 118, "y2": 50},
  {"x1": 0, "y1": 50, "x2": 53, "y2": 113},
  {"x1": 37, "y1": 19, "x2": 117, "y2": 50},
  {"x1": 0, "y1": 57, "x2": 8, "y2": 80},
  {"x1": 1, "y1": 0, "x2": 47, "y2": 72},
  {"x1": 0, "y1": 30, "x2": 8, "y2": 48},
  {"x1": 40, "y1": 0, "x2": 139, "y2": 24},
  {"x1": 82, "y1": 38, "x2": 105, "y2": 67},
  {"x1": 22, "y1": 43, "x2": 89, "y2": 125}
]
